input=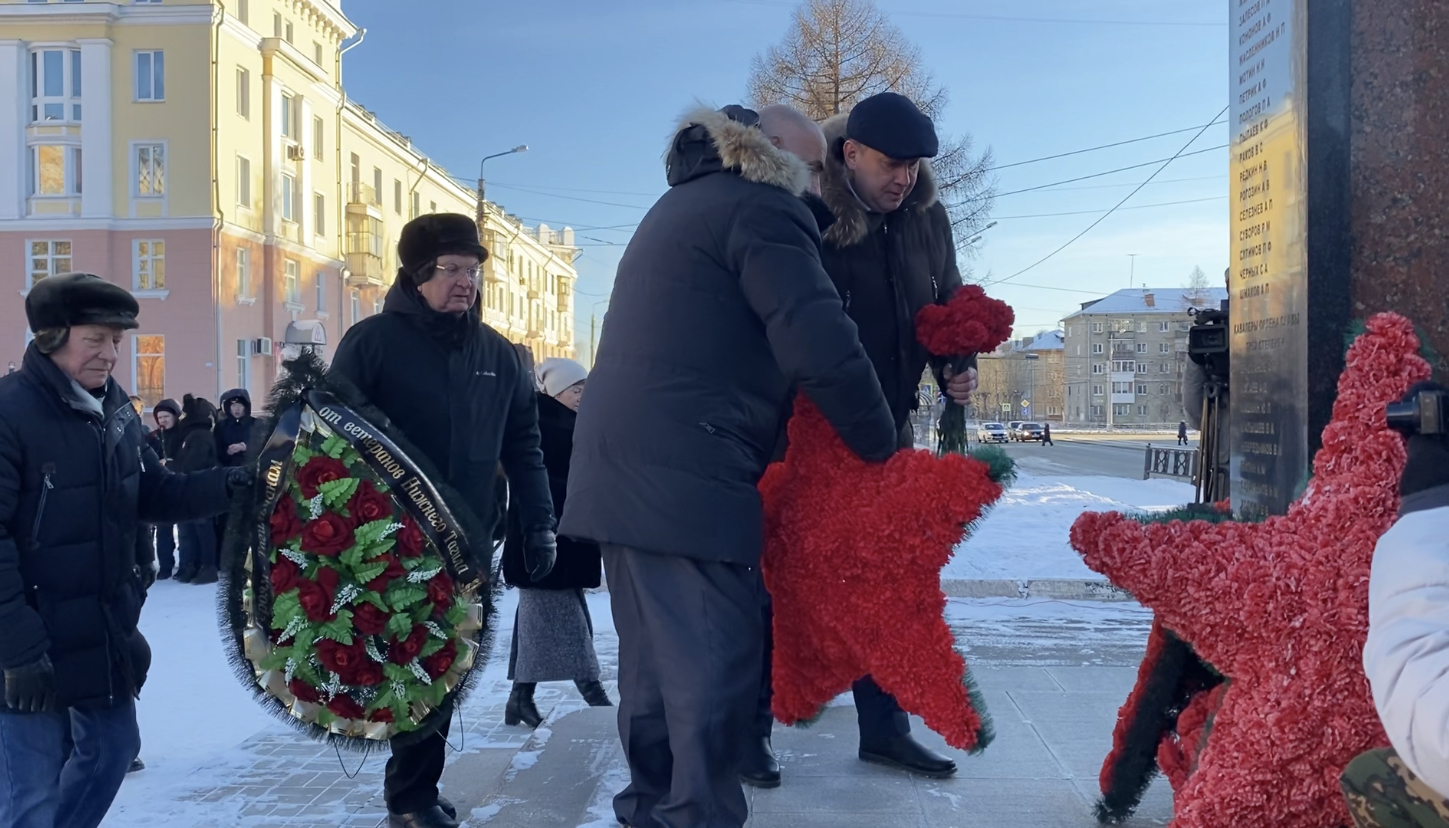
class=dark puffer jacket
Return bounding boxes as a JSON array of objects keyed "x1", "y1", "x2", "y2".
[
  {"x1": 173, "y1": 396, "x2": 220, "y2": 475},
  {"x1": 0, "y1": 345, "x2": 233, "y2": 707},
  {"x1": 214, "y1": 388, "x2": 257, "y2": 468},
  {"x1": 815, "y1": 114, "x2": 963, "y2": 430},
  {"x1": 561, "y1": 106, "x2": 898, "y2": 566},
  {"x1": 503, "y1": 394, "x2": 600, "y2": 590}
]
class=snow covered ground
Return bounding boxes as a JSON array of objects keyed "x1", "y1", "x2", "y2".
[{"x1": 945, "y1": 472, "x2": 1195, "y2": 581}]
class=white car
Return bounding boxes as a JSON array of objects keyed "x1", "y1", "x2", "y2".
[{"x1": 978, "y1": 422, "x2": 1009, "y2": 443}]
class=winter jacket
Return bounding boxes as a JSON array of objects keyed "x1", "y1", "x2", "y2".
[
  {"x1": 214, "y1": 388, "x2": 257, "y2": 468},
  {"x1": 0, "y1": 345, "x2": 233, "y2": 708},
  {"x1": 561, "y1": 106, "x2": 898, "y2": 566},
  {"x1": 813, "y1": 114, "x2": 964, "y2": 430},
  {"x1": 503, "y1": 394, "x2": 601, "y2": 590},
  {"x1": 328, "y1": 277, "x2": 553, "y2": 541},
  {"x1": 1365, "y1": 494, "x2": 1449, "y2": 796},
  {"x1": 147, "y1": 425, "x2": 184, "y2": 466},
  {"x1": 172, "y1": 396, "x2": 220, "y2": 475}
]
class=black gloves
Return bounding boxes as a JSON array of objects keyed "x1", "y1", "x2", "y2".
[
  {"x1": 1399, "y1": 382, "x2": 1449, "y2": 506},
  {"x1": 524, "y1": 528, "x2": 558, "y2": 582},
  {"x1": 5, "y1": 654, "x2": 56, "y2": 713},
  {"x1": 224, "y1": 466, "x2": 252, "y2": 494}
]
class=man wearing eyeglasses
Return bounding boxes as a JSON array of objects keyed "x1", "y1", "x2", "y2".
[{"x1": 329, "y1": 213, "x2": 556, "y2": 828}]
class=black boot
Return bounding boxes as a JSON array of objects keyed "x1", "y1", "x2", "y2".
[
  {"x1": 387, "y1": 806, "x2": 458, "y2": 828},
  {"x1": 859, "y1": 734, "x2": 957, "y2": 778},
  {"x1": 127, "y1": 758, "x2": 145, "y2": 774},
  {"x1": 192, "y1": 566, "x2": 219, "y2": 585},
  {"x1": 436, "y1": 796, "x2": 456, "y2": 820},
  {"x1": 739, "y1": 736, "x2": 781, "y2": 788},
  {"x1": 173, "y1": 569, "x2": 195, "y2": 584},
  {"x1": 504, "y1": 682, "x2": 542, "y2": 728},
  {"x1": 576, "y1": 680, "x2": 613, "y2": 707}
]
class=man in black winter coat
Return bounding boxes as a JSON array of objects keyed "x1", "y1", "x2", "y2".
[
  {"x1": 171, "y1": 395, "x2": 223, "y2": 584},
  {"x1": 0, "y1": 274, "x2": 240, "y2": 828},
  {"x1": 561, "y1": 104, "x2": 898, "y2": 828},
  {"x1": 146, "y1": 398, "x2": 183, "y2": 579},
  {"x1": 214, "y1": 388, "x2": 256, "y2": 468},
  {"x1": 329, "y1": 213, "x2": 556, "y2": 828}
]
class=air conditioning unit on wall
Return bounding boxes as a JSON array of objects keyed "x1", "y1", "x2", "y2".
[
  {"x1": 253, "y1": 337, "x2": 273, "y2": 356},
  {"x1": 286, "y1": 144, "x2": 306, "y2": 161}
]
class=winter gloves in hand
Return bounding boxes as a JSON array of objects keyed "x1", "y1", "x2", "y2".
[
  {"x1": 1399, "y1": 382, "x2": 1449, "y2": 506},
  {"x1": 524, "y1": 528, "x2": 558, "y2": 582},
  {"x1": 4, "y1": 654, "x2": 56, "y2": 713},
  {"x1": 224, "y1": 466, "x2": 252, "y2": 495}
]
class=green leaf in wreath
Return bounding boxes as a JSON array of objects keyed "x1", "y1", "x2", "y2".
[
  {"x1": 383, "y1": 663, "x2": 413, "y2": 683},
  {"x1": 315, "y1": 708, "x2": 336, "y2": 728},
  {"x1": 368, "y1": 686, "x2": 397, "y2": 713},
  {"x1": 410, "y1": 603, "x2": 434, "y2": 624},
  {"x1": 386, "y1": 611, "x2": 414, "y2": 639},
  {"x1": 319, "y1": 611, "x2": 355, "y2": 645},
  {"x1": 259, "y1": 650, "x2": 289, "y2": 672},
  {"x1": 391, "y1": 696, "x2": 411, "y2": 722},
  {"x1": 419, "y1": 636, "x2": 447, "y2": 659},
  {"x1": 271, "y1": 591, "x2": 304, "y2": 627},
  {"x1": 353, "y1": 519, "x2": 393, "y2": 549},
  {"x1": 352, "y1": 561, "x2": 387, "y2": 586},
  {"x1": 389, "y1": 585, "x2": 427, "y2": 612},
  {"x1": 319, "y1": 477, "x2": 360, "y2": 510},
  {"x1": 320, "y1": 433, "x2": 347, "y2": 460},
  {"x1": 292, "y1": 444, "x2": 316, "y2": 464},
  {"x1": 294, "y1": 658, "x2": 321, "y2": 688},
  {"x1": 443, "y1": 600, "x2": 467, "y2": 628},
  {"x1": 425, "y1": 680, "x2": 448, "y2": 707},
  {"x1": 360, "y1": 590, "x2": 388, "y2": 611}
]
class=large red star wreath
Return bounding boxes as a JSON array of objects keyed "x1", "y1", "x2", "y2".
[
  {"x1": 759, "y1": 397, "x2": 1007, "y2": 752},
  {"x1": 1069, "y1": 313, "x2": 1430, "y2": 828}
]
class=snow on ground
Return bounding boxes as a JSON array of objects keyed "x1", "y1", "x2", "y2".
[{"x1": 945, "y1": 472, "x2": 1195, "y2": 581}]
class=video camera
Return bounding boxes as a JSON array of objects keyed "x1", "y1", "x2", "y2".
[
  {"x1": 1387, "y1": 387, "x2": 1448, "y2": 437},
  {"x1": 1187, "y1": 299, "x2": 1230, "y2": 383}
]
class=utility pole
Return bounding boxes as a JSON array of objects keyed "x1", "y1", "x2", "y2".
[
  {"x1": 1128, "y1": 253, "x2": 1139, "y2": 289},
  {"x1": 475, "y1": 145, "x2": 529, "y2": 228},
  {"x1": 589, "y1": 313, "x2": 597, "y2": 368}
]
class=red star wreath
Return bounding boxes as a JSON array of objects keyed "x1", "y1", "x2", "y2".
[
  {"x1": 759, "y1": 397, "x2": 1010, "y2": 752},
  {"x1": 1069, "y1": 313, "x2": 1429, "y2": 828}
]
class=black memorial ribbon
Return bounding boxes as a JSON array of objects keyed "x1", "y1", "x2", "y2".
[{"x1": 252, "y1": 403, "x2": 304, "y2": 626}]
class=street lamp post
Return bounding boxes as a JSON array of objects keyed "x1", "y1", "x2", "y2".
[
  {"x1": 476, "y1": 145, "x2": 529, "y2": 223},
  {"x1": 1025, "y1": 353, "x2": 1040, "y2": 420},
  {"x1": 588, "y1": 298, "x2": 610, "y2": 369}
]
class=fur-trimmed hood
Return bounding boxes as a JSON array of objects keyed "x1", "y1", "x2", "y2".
[
  {"x1": 665, "y1": 106, "x2": 812, "y2": 196},
  {"x1": 818, "y1": 113, "x2": 939, "y2": 248}
]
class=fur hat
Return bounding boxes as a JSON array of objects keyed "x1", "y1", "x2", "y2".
[
  {"x1": 397, "y1": 214, "x2": 489, "y2": 278},
  {"x1": 26, "y1": 273, "x2": 139, "y2": 353},
  {"x1": 536, "y1": 357, "x2": 588, "y2": 398}
]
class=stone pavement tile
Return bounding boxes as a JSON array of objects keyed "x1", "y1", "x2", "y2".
[
  {"x1": 1007, "y1": 690, "x2": 1126, "y2": 780},
  {"x1": 973, "y1": 665, "x2": 1068, "y2": 693},
  {"x1": 1043, "y1": 665, "x2": 1140, "y2": 694},
  {"x1": 751, "y1": 773, "x2": 926, "y2": 816},
  {"x1": 918, "y1": 777, "x2": 1095, "y2": 828},
  {"x1": 466, "y1": 706, "x2": 622, "y2": 827},
  {"x1": 747, "y1": 812, "x2": 928, "y2": 828},
  {"x1": 1069, "y1": 777, "x2": 1174, "y2": 826}
]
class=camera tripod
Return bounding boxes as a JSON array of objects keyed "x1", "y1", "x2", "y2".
[{"x1": 1196, "y1": 379, "x2": 1229, "y2": 504}]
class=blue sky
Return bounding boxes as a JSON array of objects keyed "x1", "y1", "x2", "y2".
[{"x1": 340, "y1": 0, "x2": 1226, "y2": 344}]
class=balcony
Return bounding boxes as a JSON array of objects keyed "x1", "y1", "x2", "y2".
[
  {"x1": 346, "y1": 182, "x2": 383, "y2": 219},
  {"x1": 346, "y1": 252, "x2": 387, "y2": 288}
]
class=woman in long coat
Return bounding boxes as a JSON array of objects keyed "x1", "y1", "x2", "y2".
[{"x1": 502, "y1": 358, "x2": 610, "y2": 727}]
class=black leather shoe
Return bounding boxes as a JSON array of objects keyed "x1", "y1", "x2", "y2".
[
  {"x1": 127, "y1": 758, "x2": 145, "y2": 774},
  {"x1": 191, "y1": 566, "x2": 219, "y2": 585},
  {"x1": 859, "y1": 734, "x2": 957, "y2": 778},
  {"x1": 387, "y1": 806, "x2": 458, "y2": 828},
  {"x1": 504, "y1": 682, "x2": 543, "y2": 728},
  {"x1": 173, "y1": 569, "x2": 195, "y2": 584},
  {"x1": 739, "y1": 735, "x2": 781, "y2": 788},
  {"x1": 576, "y1": 679, "x2": 613, "y2": 707},
  {"x1": 436, "y1": 796, "x2": 456, "y2": 820}
]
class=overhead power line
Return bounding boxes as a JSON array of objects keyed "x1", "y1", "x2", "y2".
[
  {"x1": 992, "y1": 195, "x2": 1225, "y2": 220},
  {"x1": 988, "y1": 145, "x2": 1228, "y2": 199},
  {"x1": 982, "y1": 104, "x2": 1231, "y2": 289},
  {"x1": 723, "y1": 0, "x2": 1225, "y2": 27},
  {"x1": 988, "y1": 121, "x2": 1226, "y2": 171}
]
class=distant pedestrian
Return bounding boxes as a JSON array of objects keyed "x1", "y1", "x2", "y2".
[
  {"x1": 172, "y1": 395, "x2": 222, "y2": 584},
  {"x1": 1042, "y1": 422, "x2": 1053, "y2": 446},
  {"x1": 147, "y1": 398, "x2": 183, "y2": 580},
  {"x1": 1178, "y1": 421, "x2": 1189, "y2": 446}
]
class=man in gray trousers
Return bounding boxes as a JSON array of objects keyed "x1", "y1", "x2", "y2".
[{"x1": 561, "y1": 104, "x2": 898, "y2": 828}]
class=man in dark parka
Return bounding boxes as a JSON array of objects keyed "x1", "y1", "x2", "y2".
[
  {"x1": 329, "y1": 213, "x2": 556, "y2": 828},
  {"x1": 560, "y1": 104, "x2": 899, "y2": 828}
]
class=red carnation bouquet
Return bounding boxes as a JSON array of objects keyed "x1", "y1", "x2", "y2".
[
  {"x1": 255, "y1": 434, "x2": 471, "y2": 735},
  {"x1": 915, "y1": 285, "x2": 1016, "y2": 454}
]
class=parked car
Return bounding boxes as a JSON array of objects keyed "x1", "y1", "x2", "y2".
[
  {"x1": 978, "y1": 422, "x2": 1009, "y2": 443},
  {"x1": 1007, "y1": 421, "x2": 1023, "y2": 435},
  {"x1": 1013, "y1": 422, "x2": 1045, "y2": 442}
]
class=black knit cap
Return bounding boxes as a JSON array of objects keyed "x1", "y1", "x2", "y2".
[
  {"x1": 397, "y1": 213, "x2": 490, "y2": 276},
  {"x1": 25, "y1": 272, "x2": 140, "y2": 333},
  {"x1": 846, "y1": 92, "x2": 939, "y2": 160}
]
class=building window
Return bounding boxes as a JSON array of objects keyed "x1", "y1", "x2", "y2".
[
  {"x1": 350, "y1": 290, "x2": 360, "y2": 325},
  {"x1": 1138, "y1": 405, "x2": 1149, "y2": 416},
  {"x1": 236, "y1": 340, "x2": 251, "y2": 392},
  {"x1": 1091, "y1": 343, "x2": 1103, "y2": 355},
  {"x1": 1136, "y1": 384, "x2": 1147, "y2": 395},
  {"x1": 133, "y1": 335, "x2": 165, "y2": 408},
  {"x1": 410, "y1": 191, "x2": 419, "y2": 219},
  {"x1": 315, "y1": 272, "x2": 326, "y2": 313},
  {"x1": 133, "y1": 240, "x2": 165, "y2": 291},
  {"x1": 393, "y1": 180, "x2": 402, "y2": 214},
  {"x1": 26, "y1": 240, "x2": 71, "y2": 288},
  {"x1": 1091, "y1": 322, "x2": 1104, "y2": 334},
  {"x1": 236, "y1": 68, "x2": 249, "y2": 118},
  {"x1": 312, "y1": 116, "x2": 324, "y2": 158},
  {"x1": 1138, "y1": 322, "x2": 1148, "y2": 333},
  {"x1": 29, "y1": 145, "x2": 81, "y2": 196},
  {"x1": 1136, "y1": 342, "x2": 1147, "y2": 353},
  {"x1": 373, "y1": 299, "x2": 383, "y2": 315},
  {"x1": 1159, "y1": 384, "x2": 1168, "y2": 395},
  {"x1": 135, "y1": 50, "x2": 164, "y2": 101},
  {"x1": 280, "y1": 92, "x2": 296, "y2": 139},
  {"x1": 236, "y1": 248, "x2": 251, "y2": 297},
  {"x1": 283, "y1": 259, "x2": 301, "y2": 305},
  {"x1": 29, "y1": 48, "x2": 81, "y2": 122},
  {"x1": 273, "y1": 12, "x2": 281, "y2": 36},
  {"x1": 135, "y1": 143, "x2": 165, "y2": 197},
  {"x1": 429, "y1": 200, "x2": 436, "y2": 214},
  {"x1": 1115, "y1": 404, "x2": 1131, "y2": 417},
  {"x1": 236, "y1": 155, "x2": 250, "y2": 206},
  {"x1": 236, "y1": 0, "x2": 248, "y2": 25},
  {"x1": 1160, "y1": 321, "x2": 1171, "y2": 332},
  {"x1": 281, "y1": 173, "x2": 296, "y2": 221},
  {"x1": 314, "y1": 192, "x2": 325, "y2": 236},
  {"x1": 1091, "y1": 363, "x2": 1105, "y2": 375},
  {"x1": 372, "y1": 168, "x2": 382, "y2": 205},
  {"x1": 1160, "y1": 342, "x2": 1171, "y2": 353},
  {"x1": 1092, "y1": 384, "x2": 1103, "y2": 396}
]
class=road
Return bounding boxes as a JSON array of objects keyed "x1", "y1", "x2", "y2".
[{"x1": 977, "y1": 433, "x2": 1199, "y2": 480}]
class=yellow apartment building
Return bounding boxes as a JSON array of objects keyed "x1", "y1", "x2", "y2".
[{"x1": 1, "y1": 0, "x2": 578, "y2": 407}]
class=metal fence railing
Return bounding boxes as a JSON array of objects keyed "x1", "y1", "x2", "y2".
[{"x1": 1143, "y1": 444, "x2": 1197, "y2": 481}]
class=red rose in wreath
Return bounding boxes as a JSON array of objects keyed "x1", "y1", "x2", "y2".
[
  {"x1": 326, "y1": 693, "x2": 366, "y2": 721},
  {"x1": 317, "y1": 638, "x2": 367, "y2": 675},
  {"x1": 270, "y1": 495, "x2": 303, "y2": 543},
  {"x1": 398, "y1": 517, "x2": 426, "y2": 559},
  {"x1": 422, "y1": 639, "x2": 458, "y2": 680},
  {"x1": 288, "y1": 678, "x2": 321, "y2": 704},
  {"x1": 368, "y1": 707, "x2": 395, "y2": 724},
  {"x1": 352, "y1": 602, "x2": 391, "y2": 636},
  {"x1": 347, "y1": 480, "x2": 393, "y2": 527},
  {"x1": 270, "y1": 556, "x2": 302, "y2": 595},
  {"x1": 297, "y1": 567, "x2": 340, "y2": 622},
  {"x1": 426, "y1": 571, "x2": 453, "y2": 612},
  {"x1": 296, "y1": 456, "x2": 350, "y2": 499},
  {"x1": 301, "y1": 512, "x2": 355, "y2": 558},
  {"x1": 389, "y1": 625, "x2": 429, "y2": 665},
  {"x1": 349, "y1": 661, "x2": 385, "y2": 688},
  {"x1": 366, "y1": 555, "x2": 407, "y2": 594}
]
